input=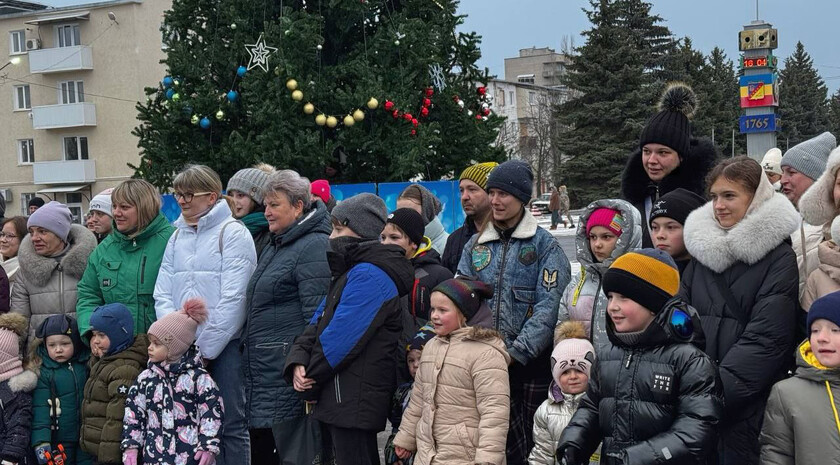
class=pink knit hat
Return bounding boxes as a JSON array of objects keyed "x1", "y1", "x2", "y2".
[
  {"x1": 311, "y1": 180, "x2": 331, "y2": 205},
  {"x1": 586, "y1": 207, "x2": 623, "y2": 237},
  {"x1": 0, "y1": 313, "x2": 27, "y2": 382},
  {"x1": 148, "y1": 298, "x2": 208, "y2": 362},
  {"x1": 551, "y1": 321, "x2": 596, "y2": 383}
]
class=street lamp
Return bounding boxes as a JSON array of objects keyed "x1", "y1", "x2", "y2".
[{"x1": 0, "y1": 56, "x2": 21, "y2": 73}]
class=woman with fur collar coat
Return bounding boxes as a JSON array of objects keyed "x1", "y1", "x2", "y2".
[{"x1": 680, "y1": 157, "x2": 800, "y2": 465}]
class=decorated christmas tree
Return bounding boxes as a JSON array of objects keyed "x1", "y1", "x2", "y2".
[{"x1": 132, "y1": 0, "x2": 504, "y2": 189}]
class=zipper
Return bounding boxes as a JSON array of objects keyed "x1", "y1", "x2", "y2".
[
  {"x1": 625, "y1": 350, "x2": 634, "y2": 368},
  {"x1": 140, "y1": 256, "x2": 147, "y2": 285},
  {"x1": 493, "y1": 240, "x2": 511, "y2": 331},
  {"x1": 589, "y1": 270, "x2": 603, "y2": 344},
  {"x1": 58, "y1": 263, "x2": 64, "y2": 312},
  {"x1": 69, "y1": 362, "x2": 82, "y2": 411},
  {"x1": 334, "y1": 374, "x2": 342, "y2": 404}
]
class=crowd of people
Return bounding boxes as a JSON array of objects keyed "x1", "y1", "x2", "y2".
[{"x1": 0, "y1": 81, "x2": 838, "y2": 465}]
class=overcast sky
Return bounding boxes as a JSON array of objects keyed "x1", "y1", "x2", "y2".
[{"x1": 41, "y1": 0, "x2": 840, "y2": 92}]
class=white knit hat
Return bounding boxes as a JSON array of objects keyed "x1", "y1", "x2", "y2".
[
  {"x1": 89, "y1": 188, "x2": 114, "y2": 216},
  {"x1": 760, "y1": 148, "x2": 782, "y2": 176}
]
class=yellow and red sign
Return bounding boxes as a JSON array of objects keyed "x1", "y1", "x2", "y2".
[{"x1": 739, "y1": 73, "x2": 778, "y2": 108}]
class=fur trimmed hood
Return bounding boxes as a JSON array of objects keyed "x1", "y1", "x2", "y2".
[
  {"x1": 684, "y1": 190, "x2": 800, "y2": 273},
  {"x1": 17, "y1": 224, "x2": 97, "y2": 287},
  {"x1": 476, "y1": 209, "x2": 538, "y2": 244},
  {"x1": 575, "y1": 198, "x2": 642, "y2": 271},
  {"x1": 6, "y1": 369, "x2": 37, "y2": 393},
  {"x1": 621, "y1": 136, "x2": 718, "y2": 203},
  {"x1": 798, "y1": 146, "x2": 840, "y2": 226}
]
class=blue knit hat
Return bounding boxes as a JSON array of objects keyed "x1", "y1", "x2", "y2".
[
  {"x1": 807, "y1": 291, "x2": 840, "y2": 331},
  {"x1": 486, "y1": 159, "x2": 533, "y2": 204},
  {"x1": 88, "y1": 303, "x2": 135, "y2": 356}
]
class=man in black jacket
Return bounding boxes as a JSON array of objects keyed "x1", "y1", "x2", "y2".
[
  {"x1": 441, "y1": 161, "x2": 497, "y2": 273},
  {"x1": 284, "y1": 193, "x2": 414, "y2": 465}
]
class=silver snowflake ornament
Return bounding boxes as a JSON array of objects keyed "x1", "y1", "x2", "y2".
[{"x1": 429, "y1": 63, "x2": 447, "y2": 91}]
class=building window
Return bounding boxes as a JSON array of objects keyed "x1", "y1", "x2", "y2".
[
  {"x1": 517, "y1": 74, "x2": 535, "y2": 84},
  {"x1": 63, "y1": 136, "x2": 89, "y2": 160},
  {"x1": 65, "y1": 193, "x2": 82, "y2": 224},
  {"x1": 496, "y1": 89, "x2": 505, "y2": 106},
  {"x1": 18, "y1": 139, "x2": 34, "y2": 164},
  {"x1": 509, "y1": 91, "x2": 514, "y2": 104},
  {"x1": 20, "y1": 193, "x2": 35, "y2": 215},
  {"x1": 55, "y1": 24, "x2": 81, "y2": 47},
  {"x1": 13, "y1": 85, "x2": 30, "y2": 110},
  {"x1": 528, "y1": 91, "x2": 536, "y2": 104},
  {"x1": 59, "y1": 80, "x2": 85, "y2": 104},
  {"x1": 9, "y1": 30, "x2": 25, "y2": 54}
]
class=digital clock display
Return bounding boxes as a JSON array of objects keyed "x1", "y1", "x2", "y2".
[{"x1": 744, "y1": 57, "x2": 768, "y2": 68}]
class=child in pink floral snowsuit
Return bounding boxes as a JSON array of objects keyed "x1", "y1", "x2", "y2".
[{"x1": 121, "y1": 299, "x2": 224, "y2": 465}]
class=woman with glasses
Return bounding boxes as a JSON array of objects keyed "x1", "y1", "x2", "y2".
[
  {"x1": 680, "y1": 156, "x2": 800, "y2": 465},
  {"x1": 154, "y1": 164, "x2": 257, "y2": 465},
  {"x1": 1, "y1": 216, "x2": 27, "y2": 293},
  {"x1": 75, "y1": 179, "x2": 175, "y2": 337}
]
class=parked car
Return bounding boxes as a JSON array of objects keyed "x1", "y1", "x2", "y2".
[{"x1": 530, "y1": 193, "x2": 551, "y2": 216}]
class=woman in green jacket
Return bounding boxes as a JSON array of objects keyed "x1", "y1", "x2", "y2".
[{"x1": 76, "y1": 180, "x2": 175, "y2": 336}]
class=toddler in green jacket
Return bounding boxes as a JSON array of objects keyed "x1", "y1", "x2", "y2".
[{"x1": 30, "y1": 315, "x2": 92, "y2": 465}]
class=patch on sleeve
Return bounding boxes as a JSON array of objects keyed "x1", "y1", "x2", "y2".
[
  {"x1": 652, "y1": 373, "x2": 673, "y2": 394},
  {"x1": 518, "y1": 245, "x2": 537, "y2": 265},
  {"x1": 471, "y1": 245, "x2": 492, "y2": 271},
  {"x1": 541, "y1": 268, "x2": 559, "y2": 292},
  {"x1": 118, "y1": 384, "x2": 129, "y2": 395}
]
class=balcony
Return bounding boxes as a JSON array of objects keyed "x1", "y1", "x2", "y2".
[
  {"x1": 28, "y1": 45, "x2": 93, "y2": 74},
  {"x1": 32, "y1": 102, "x2": 96, "y2": 129},
  {"x1": 33, "y1": 159, "x2": 96, "y2": 185}
]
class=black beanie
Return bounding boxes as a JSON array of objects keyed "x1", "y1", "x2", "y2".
[
  {"x1": 639, "y1": 83, "x2": 697, "y2": 158},
  {"x1": 649, "y1": 188, "x2": 706, "y2": 226},
  {"x1": 432, "y1": 277, "x2": 494, "y2": 321},
  {"x1": 36, "y1": 315, "x2": 85, "y2": 357},
  {"x1": 28, "y1": 197, "x2": 45, "y2": 208},
  {"x1": 386, "y1": 208, "x2": 425, "y2": 246},
  {"x1": 486, "y1": 159, "x2": 533, "y2": 205}
]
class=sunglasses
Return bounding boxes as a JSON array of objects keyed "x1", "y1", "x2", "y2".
[{"x1": 668, "y1": 306, "x2": 694, "y2": 341}]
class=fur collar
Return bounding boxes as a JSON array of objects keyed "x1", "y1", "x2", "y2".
[
  {"x1": 798, "y1": 146, "x2": 840, "y2": 226},
  {"x1": 18, "y1": 224, "x2": 97, "y2": 287},
  {"x1": 621, "y1": 137, "x2": 717, "y2": 203},
  {"x1": 7, "y1": 369, "x2": 37, "y2": 393},
  {"x1": 476, "y1": 210, "x2": 538, "y2": 244},
  {"x1": 684, "y1": 192, "x2": 800, "y2": 273}
]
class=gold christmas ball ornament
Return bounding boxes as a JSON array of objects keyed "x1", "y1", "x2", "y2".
[
  {"x1": 326, "y1": 116, "x2": 338, "y2": 128},
  {"x1": 344, "y1": 115, "x2": 355, "y2": 127},
  {"x1": 291, "y1": 90, "x2": 304, "y2": 101},
  {"x1": 286, "y1": 79, "x2": 298, "y2": 91},
  {"x1": 303, "y1": 103, "x2": 315, "y2": 114},
  {"x1": 367, "y1": 98, "x2": 379, "y2": 110},
  {"x1": 191, "y1": 115, "x2": 199, "y2": 125},
  {"x1": 315, "y1": 114, "x2": 327, "y2": 126},
  {"x1": 215, "y1": 110, "x2": 225, "y2": 120},
  {"x1": 353, "y1": 109, "x2": 365, "y2": 122}
]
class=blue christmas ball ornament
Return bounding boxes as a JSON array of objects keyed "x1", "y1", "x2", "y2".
[
  {"x1": 227, "y1": 90, "x2": 238, "y2": 102},
  {"x1": 237, "y1": 66, "x2": 247, "y2": 77},
  {"x1": 165, "y1": 88, "x2": 175, "y2": 99},
  {"x1": 200, "y1": 117, "x2": 211, "y2": 129},
  {"x1": 163, "y1": 76, "x2": 174, "y2": 88}
]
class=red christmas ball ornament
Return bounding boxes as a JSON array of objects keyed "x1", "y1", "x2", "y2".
[
  {"x1": 411, "y1": 118, "x2": 418, "y2": 127},
  {"x1": 423, "y1": 98, "x2": 431, "y2": 107},
  {"x1": 384, "y1": 100, "x2": 394, "y2": 111},
  {"x1": 411, "y1": 129, "x2": 417, "y2": 136},
  {"x1": 420, "y1": 107, "x2": 429, "y2": 117},
  {"x1": 483, "y1": 108, "x2": 491, "y2": 116},
  {"x1": 425, "y1": 88, "x2": 434, "y2": 97},
  {"x1": 392, "y1": 110, "x2": 400, "y2": 119},
  {"x1": 403, "y1": 113, "x2": 413, "y2": 121},
  {"x1": 477, "y1": 86, "x2": 486, "y2": 96},
  {"x1": 452, "y1": 95, "x2": 460, "y2": 102},
  {"x1": 475, "y1": 114, "x2": 483, "y2": 120}
]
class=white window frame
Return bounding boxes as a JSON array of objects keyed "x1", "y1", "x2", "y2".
[
  {"x1": 20, "y1": 193, "x2": 35, "y2": 215},
  {"x1": 9, "y1": 30, "x2": 25, "y2": 55},
  {"x1": 13, "y1": 84, "x2": 30, "y2": 110},
  {"x1": 58, "y1": 80, "x2": 85, "y2": 104},
  {"x1": 65, "y1": 192, "x2": 82, "y2": 224},
  {"x1": 17, "y1": 139, "x2": 34, "y2": 165},
  {"x1": 55, "y1": 24, "x2": 81, "y2": 48},
  {"x1": 62, "y1": 136, "x2": 89, "y2": 160}
]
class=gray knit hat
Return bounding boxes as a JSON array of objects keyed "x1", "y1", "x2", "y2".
[
  {"x1": 780, "y1": 132, "x2": 837, "y2": 181},
  {"x1": 331, "y1": 193, "x2": 387, "y2": 240},
  {"x1": 486, "y1": 159, "x2": 534, "y2": 204},
  {"x1": 27, "y1": 201, "x2": 72, "y2": 242},
  {"x1": 227, "y1": 168, "x2": 271, "y2": 205}
]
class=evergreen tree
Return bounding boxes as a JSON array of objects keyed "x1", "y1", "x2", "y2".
[
  {"x1": 555, "y1": 0, "x2": 675, "y2": 206},
  {"x1": 132, "y1": 0, "x2": 504, "y2": 189},
  {"x1": 829, "y1": 89, "x2": 840, "y2": 137},
  {"x1": 693, "y1": 47, "x2": 742, "y2": 157},
  {"x1": 778, "y1": 41, "x2": 830, "y2": 147},
  {"x1": 661, "y1": 37, "x2": 705, "y2": 86}
]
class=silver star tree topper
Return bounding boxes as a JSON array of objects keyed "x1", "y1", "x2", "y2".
[{"x1": 245, "y1": 33, "x2": 277, "y2": 72}]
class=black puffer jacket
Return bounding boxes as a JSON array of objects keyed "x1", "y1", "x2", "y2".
[
  {"x1": 0, "y1": 370, "x2": 37, "y2": 464},
  {"x1": 621, "y1": 137, "x2": 717, "y2": 248},
  {"x1": 243, "y1": 204, "x2": 331, "y2": 429},
  {"x1": 441, "y1": 218, "x2": 479, "y2": 274},
  {"x1": 284, "y1": 241, "x2": 413, "y2": 431},
  {"x1": 680, "y1": 180, "x2": 800, "y2": 465},
  {"x1": 558, "y1": 302, "x2": 722, "y2": 465}
]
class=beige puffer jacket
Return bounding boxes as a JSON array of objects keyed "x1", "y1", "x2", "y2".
[
  {"x1": 10, "y1": 224, "x2": 97, "y2": 341},
  {"x1": 393, "y1": 326, "x2": 510, "y2": 465},
  {"x1": 802, "y1": 240, "x2": 840, "y2": 311}
]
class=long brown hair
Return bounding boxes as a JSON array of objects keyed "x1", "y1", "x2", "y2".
[{"x1": 706, "y1": 156, "x2": 762, "y2": 196}]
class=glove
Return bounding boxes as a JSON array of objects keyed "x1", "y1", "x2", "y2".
[
  {"x1": 194, "y1": 451, "x2": 216, "y2": 465},
  {"x1": 123, "y1": 448, "x2": 138, "y2": 465},
  {"x1": 557, "y1": 445, "x2": 582, "y2": 465},
  {"x1": 34, "y1": 443, "x2": 51, "y2": 465}
]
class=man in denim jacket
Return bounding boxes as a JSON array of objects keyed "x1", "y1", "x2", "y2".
[{"x1": 457, "y1": 159, "x2": 571, "y2": 464}]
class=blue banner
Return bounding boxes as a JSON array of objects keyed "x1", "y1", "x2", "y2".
[{"x1": 739, "y1": 114, "x2": 777, "y2": 134}]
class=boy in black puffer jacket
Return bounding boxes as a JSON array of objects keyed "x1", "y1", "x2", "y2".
[{"x1": 557, "y1": 249, "x2": 723, "y2": 465}]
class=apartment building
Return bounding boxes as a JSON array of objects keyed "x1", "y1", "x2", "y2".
[
  {"x1": 504, "y1": 46, "x2": 570, "y2": 89},
  {"x1": 0, "y1": 0, "x2": 169, "y2": 222}
]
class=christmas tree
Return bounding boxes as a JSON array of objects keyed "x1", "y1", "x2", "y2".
[
  {"x1": 778, "y1": 41, "x2": 830, "y2": 147},
  {"x1": 132, "y1": 0, "x2": 504, "y2": 189}
]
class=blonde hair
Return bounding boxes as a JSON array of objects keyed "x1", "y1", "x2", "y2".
[
  {"x1": 173, "y1": 164, "x2": 223, "y2": 196},
  {"x1": 112, "y1": 179, "x2": 162, "y2": 235}
]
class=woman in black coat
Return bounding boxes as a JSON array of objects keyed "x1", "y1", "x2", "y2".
[{"x1": 680, "y1": 156, "x2": 800, "y2": 465}]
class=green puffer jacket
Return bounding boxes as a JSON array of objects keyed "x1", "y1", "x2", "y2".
[
  {"x1": 30, "y1": 341, "x2": 90, "y2": 449},
  {"x1": 76, "y1": 214, "x2": 175, "y2": 337},
  {"x1": 79, "y1": 334, "x2": 149, "y2": 463}
]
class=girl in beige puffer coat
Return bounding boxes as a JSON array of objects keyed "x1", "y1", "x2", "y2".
[
  {"x1": 803, "y1": 216, "x2": 840, "y2": 310},
  {"x1": 393, "y1": 277, "x2": 510, "y2": 465}
]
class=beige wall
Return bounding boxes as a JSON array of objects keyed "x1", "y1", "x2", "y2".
[
  {"x1": 0, "y1": 0, "x2": 169, "y2": 218},
  {"x1": 504, "y1": 47, "x2": 569, "y2": 88}
]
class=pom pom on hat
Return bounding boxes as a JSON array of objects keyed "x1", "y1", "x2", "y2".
[
  {"x1": 551, "y1": 321, "x2": 596, "y2": 383},
  {"x1": 148, "y1": 298, "x2": 208, "y2": 361},
  {"x1": 639, "y1": 82, "x2": 696, "y2": 158}
]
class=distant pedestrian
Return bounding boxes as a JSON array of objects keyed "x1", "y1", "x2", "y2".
[{"x1": 548, "y1": 186, "x2": 561, "y2": 230}]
